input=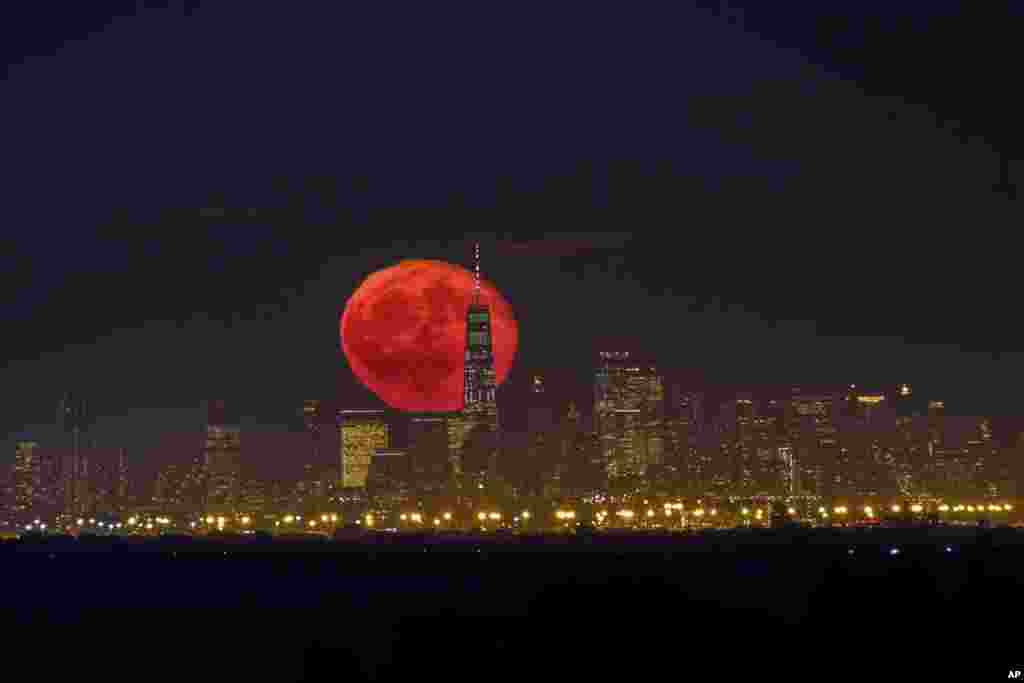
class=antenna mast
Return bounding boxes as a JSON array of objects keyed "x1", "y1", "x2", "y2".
[{"x1": 473, "y1": 241, "x2": 482, "y2": 305}]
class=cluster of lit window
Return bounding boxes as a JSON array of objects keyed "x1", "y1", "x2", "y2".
[{"x1": 341, "y1": 418, "x2": 389, "y2": 489}]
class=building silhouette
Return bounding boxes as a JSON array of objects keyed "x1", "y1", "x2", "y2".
[
  {"x1": 58, "y1": 392, "x2": 91, "y2": 517},
  {"x1": 203, "y1": 400, "x2": 241, "y2": 515},
  {"x1": 408, "y1": 414, "x2": 450, "y2": 497}
]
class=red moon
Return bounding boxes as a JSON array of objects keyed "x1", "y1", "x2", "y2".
[{"x1": 340, "y1": 259, "x2": 518, "y2": 412}]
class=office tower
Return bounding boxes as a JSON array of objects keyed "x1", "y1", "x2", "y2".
[
  {"x1": 0, "y1": 463, "x2": 11, "y2": 524},
  {"x1": 83, "y1": 448, "x2": 128, "y2": 517},
  {"x1": 181, "y1": 453, "x2": 208, "y2": 513},
  {"x1": 204, "y1": 401, "x2": 241, "y2": 515},
  {"x1": 449, "y1": 243, "x2": 500, "y2": 485},
  {"x1": 1013, "y1": 432, "x2": 1024, "y2": 501},
  {"x1": 718, "y1": 393, "x2": 758, "y2": 494},
  {"x1": 13, "y1": 441, "x2": 41, "y2": 522},
  {"x1": 301, "y1": 399, "x2": 340, "y2": 505},
  {"x1": 340, "y1": 410, "x2": 389, "y2": 489},
  {"x1": 561, "y1": 410, "x2": 604, "y2": 500},
  {"x1": 58, "y1": 393, "x2": 91, "y2": 516},
  {"x1": 302, "y1": 399, "x2": 338, "y2": 472},
  {"x1": 894, "y1": 383, "x2": 915, "y2": 416},
  {"x1": 154, "y1": 464, "x2": 187, "y2": 510},
  {"x1": 304, "y1": 400, "x2": 323, "y2": 471},
  {"x1": 409, "y1": 414, "x2": 449, "y2": 495},
  {"x1": 239, "y1": 479, "x2": 267, "y2": 516},
  {"x1": 751, "y1": 398, "x2": 785, "y2": 498},
  {"x1": 669, "y1": 389, "x2": 705, "y2": 495},
  {"x1": 594, "y1": 351, "x2": 664, "y2": 479},
  {"x1": 367, "y1": 448, "x2": 410, "y2": 505},
  {"x1": 290, "y1": 461, "x2": 331, "y2": 514},
  {"x1": 833, "y1": 388, "x2": 900, "y2": 500},
  {"x1": 776, "y1": 388, "x2": 839, "y2": 500},
  {"x1": 524, "y1": 375, "x2": 556, "y2": 495}
]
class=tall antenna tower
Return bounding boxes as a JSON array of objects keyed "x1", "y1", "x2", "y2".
[{"x1": 473, "y1": 241, "x2": 482, "y2": 305}]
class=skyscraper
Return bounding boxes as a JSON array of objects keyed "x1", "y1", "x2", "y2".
[
  {"x1": 58, "y1": 392, "x2": 90, "y2": 516},
  {"x1": 670, "y1": 389, "x2": 705, "y2": 494},
  {"x1": 409, "y1": 414, "x2": 450, "y2": 494},
  {"x1": 340, "y1": 410, "x2": 389, "y2": 489},
  {"x1": 594, "y1": 351, "x2": 664, "y2": 478},
  {"x1": 303, "y1": 399, "x2": 340, "y2": 496},
  {"x1": 204, "y1": 400, "x2": 241, "y2": 515},
  {"x1": 449, "y1": 243, "x2": 500, "y2": 483},
  {"x1": 13, "y1": 441, "x2": 41, "y2": 522}
]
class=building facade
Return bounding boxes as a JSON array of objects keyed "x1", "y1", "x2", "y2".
[
  {"x1": 340, "y1": 410, "x2": 389, "y2": 489},
  {"x1": 13, "y1": 441, "x2": 41, "y2": 522},
  {"x1": 594, "y1": 351, "x2": 665, "y2": 479}
]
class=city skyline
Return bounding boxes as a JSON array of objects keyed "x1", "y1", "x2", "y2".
[{"x1": 5, "y1": 365, "x2": 1022, "y2": 527}]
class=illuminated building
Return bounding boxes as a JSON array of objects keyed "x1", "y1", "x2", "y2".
[
  {"x1": 524, "y1": 376, "x2": 556, "y2": 495},
  {"x1": 670, "y1": 390, "x2": 705, "y2": 493},
  {"x1": 81, "y1": 448, "x2": 129, "y2": 516},
  {"x1": 204, "y1": 401, "x2": 241, "y2": 514},
  {"x1": 450, "y1": 243, "x2": 500, "y2": 485},
  {"x1": 298, "y1": 399, "x2": 340, "y2": 507},
  {"x1": 239, "y1": 479, "x2": 267, "y2": 515},
  {"x1": 594, "y1": 351, "x2": 664, "y2": 479},
  {"x1": 154, "y1": 464, "x2": 187, "y2": 510},
  {"x1": 556, "y1": 419, "x2": 602, "y2": 500},
  {"x1": 340, "y1": 410, "x2": 389, "y2": 489},
  {"x1": 13, "y1": 441, "x2": 41, "y2": 522},
  {"x1": 784, "y1": 388, "x2": 843, "y2": 499}
]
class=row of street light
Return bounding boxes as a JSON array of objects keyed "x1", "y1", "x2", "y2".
[{"x1": 15, "y1": 500, "x2": 1016, "y2": 535}]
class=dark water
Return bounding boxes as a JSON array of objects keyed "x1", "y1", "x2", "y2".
[{"x1": 6, "y1": 530, "x2": 1022, "y2": 680}]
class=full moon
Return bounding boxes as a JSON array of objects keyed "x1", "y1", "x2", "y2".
[{"x1": 340, "y1": 259, "x2": 518, "y2": 412}]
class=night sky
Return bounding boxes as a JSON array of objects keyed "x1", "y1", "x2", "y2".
[{"x1": 2, "y1": 2, "x2": 1022, "y2": 471}]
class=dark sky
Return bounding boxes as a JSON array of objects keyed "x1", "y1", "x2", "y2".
[{"x1": 2, "y1": 2, "x2": 1023, "y2": 464}]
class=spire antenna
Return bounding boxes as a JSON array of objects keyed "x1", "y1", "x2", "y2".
[{"x1": 474, "y1": 241, "x2": 482, "y2": 304}]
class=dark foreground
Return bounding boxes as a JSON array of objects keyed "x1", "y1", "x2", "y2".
[{"x1": 6, "y1": 527, "x2": 1023, "y2": 681}]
